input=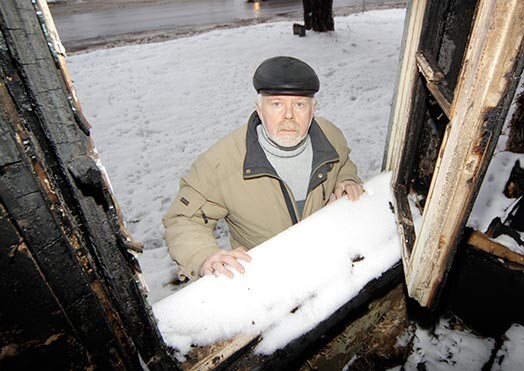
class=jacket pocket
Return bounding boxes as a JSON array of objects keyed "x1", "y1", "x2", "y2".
[
  {"x1": 169, "y1": 186, "x2": 207, "y2": 218},
  {"x1": 167, "y1": 186, "x2": 227, "y2": 223}
]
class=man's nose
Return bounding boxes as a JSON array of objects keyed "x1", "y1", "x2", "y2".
[{"x1": 284, "y1": 103, "x2": 294, "y2": 119}]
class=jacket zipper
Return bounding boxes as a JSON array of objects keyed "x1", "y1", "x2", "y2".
[
  {"x1": 303, "y1": 158, "x2": 338, "y2": 211},
  {"x1": 280, "y1": 181, "x2": 300, "y2": 224},
  {"x1": 245, "y1": 172, "x2": 299, "y2": 225},
  {"x1": 247, "y1": 158, "x2": 337, "y2": 224}
]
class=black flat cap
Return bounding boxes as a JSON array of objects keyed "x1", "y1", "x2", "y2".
[{"x1": 253, "y1": 56, "x2": 320, "y2": 96}]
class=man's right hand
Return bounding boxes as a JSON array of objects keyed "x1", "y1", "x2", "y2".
[{"x1": 200, "y1": 247, "x2": 252, "y2": 278}]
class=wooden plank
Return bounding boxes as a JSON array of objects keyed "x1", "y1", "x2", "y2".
[
  {"x1": 467, "y1": 230, "x2": 524, "y2": 266},
  {"x1": 405, "y1": 0, "x2": 524, "y2": 307},
  {"x1": 182, "y1": 335, "x2": 259, "y2": 371},
  {"x1": 426, "y1": 81, "x2": 452, "y2": 117},
  {"x1": 34, "y1": 0, "x2": 92, "y2": 132},
  {"x1": 415, "y1": 50, "x2": 445, "y2": 82},
  {"x1": 392, "y1": 184, "x2": 416, "y2": 269},
  {"x1": 32, "y1": 0, "x2": 141, "y2": 253},
  {"x1": 415, "y1": 51, "x2": 453, "y2": 117},
  {"x1": 383, "y1": 0, "x2": 429, "y2": 174}
]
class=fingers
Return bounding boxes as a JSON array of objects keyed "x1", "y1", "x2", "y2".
[
  {"x1": 201, "y1": 266, "x2": 213, "y2": 275},
  {"x1": 332, "y1": 180, "x2": 364, "y2": 201},
  {"x1": 200, "y1": 260, "x2": 215, "y2": 276},
  {"x1": 334, "y1": 182, "x2": 345, "y2": 199},
  {"x1": 222, "y1": 254, "x2": 247, "y2": 275},
  {"x1": 211, "y1": 261, "x2": 235, "y2": 278},
  {"x1": 200, "y1": 247, "x2": 252, "y2": 278},
  {"x1": 229, "y1": 247, "x2": 252, "y2": 263},
  {"x1": 344, "y1": 182, "x2": 364, "y2": 201}
]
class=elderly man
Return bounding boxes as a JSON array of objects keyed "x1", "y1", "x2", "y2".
[{"x1": 163, "y1": 56, "x2": 363, "y2": 281}]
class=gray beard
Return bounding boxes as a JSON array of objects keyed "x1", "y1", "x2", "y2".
[{"x1": 257, "y1": 124, "x2": 310, "y2": 158}]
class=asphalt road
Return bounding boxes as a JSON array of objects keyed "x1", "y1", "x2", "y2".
[{"x1": 52, "y1": 0, "x2": 405, "y2": 44}]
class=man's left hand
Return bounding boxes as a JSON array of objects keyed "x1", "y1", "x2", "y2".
[{"x1": 331, "y1": 180, "x2": 364, "y2": 202}]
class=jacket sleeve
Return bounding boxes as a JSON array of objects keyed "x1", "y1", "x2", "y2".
[
  {"x1": 162, "y1": 158, "x2": 228, "y2": 281},
  {"x1": 336, "y1": 141, "x2": 362, "y2": 185}
]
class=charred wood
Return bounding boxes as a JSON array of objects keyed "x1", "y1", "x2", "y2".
[
  {"x1": 507, "y1": 90, "x2": 524, "y2": 153},
  {"x1": 392, "y1": 184, "x2": 416, "y2": 261},
  {"x1": 442, "y1": 239, "x2": 524, "y2": 337},
  {"x1": 0, "y1": 0, "x2": 176, "y2": 369}
]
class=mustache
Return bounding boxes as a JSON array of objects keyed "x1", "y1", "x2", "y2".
[{"x1": 278, "y1": 121, "x2": 299, "y2": 132}]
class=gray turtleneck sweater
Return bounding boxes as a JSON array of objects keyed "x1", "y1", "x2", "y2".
[{"x1": 257, "y1": 124, "x2": 313, "y2": 217}]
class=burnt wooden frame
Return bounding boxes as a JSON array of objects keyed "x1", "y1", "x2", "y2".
[
  {"x1": 384, "y1": 0, "x2": 524, "y2": 307},
  {"x1": 0, "y1": 1, "x2": 176, "y2": 369}
]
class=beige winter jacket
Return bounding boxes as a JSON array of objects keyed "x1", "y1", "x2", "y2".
[{"x1": 163, "y1": 112, "x2": 360, "y2": 280}]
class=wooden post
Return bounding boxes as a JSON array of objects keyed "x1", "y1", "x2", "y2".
[{"x1": 383, "y1": 0, "x2": 429, "y2": 174}]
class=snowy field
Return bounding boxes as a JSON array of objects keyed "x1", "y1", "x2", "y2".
[
  {"x1": 68, "y1": 9, "x2": 403, "y2": 301},
  {"x1": 68, "y1": 8, "x2": 524, "y2": 370}
]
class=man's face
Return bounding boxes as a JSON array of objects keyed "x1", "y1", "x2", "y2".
[{"x1": 256, "y1": 94, "x2": 315, "y2": 147}]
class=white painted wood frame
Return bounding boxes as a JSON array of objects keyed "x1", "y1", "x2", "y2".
[{"x1": 385, "y1": 0, "x2": 524, "y2": 307}]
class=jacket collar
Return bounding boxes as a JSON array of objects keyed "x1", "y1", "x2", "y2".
[{"x1": 243, "y1": 111, "x2": 339, "y2": 179}]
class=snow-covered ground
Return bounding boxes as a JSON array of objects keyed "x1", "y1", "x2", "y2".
[
  {"x1": 69, "y1": 9, "x2": 402, "y2": 302},
  {"x1": 68, "y1": 8, "x2": 524, "y2": 369},
  {"x1": 392, "y1": 319, "x2": 524, "y2": 371}
]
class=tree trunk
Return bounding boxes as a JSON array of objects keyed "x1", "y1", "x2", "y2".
[{"x1": 303, "y1": 0, "x2": 334, "y2": 32}]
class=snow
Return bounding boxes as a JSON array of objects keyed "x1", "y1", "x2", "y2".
[
  {"x1": 68, "y1": 9, "x2": 405, "y2": 302},
  {"x1": 492, "y1": 324, "x2": 524, "y2": 371},
  {"x1": 66, "y1": 7, "x2": 524, "y2": 369},
  {"x1": 153, "y1": 173, "x2": 400, "y2": 356},
  {"x1": 469, "y1": 151, "x2": 524, "y2": 238},
  {"x1": 391, "y1": 321, "x2": 524, "y2": 371},
  {"x1": 392, "y1": 316, "x2": 495, "y2": 370}
]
